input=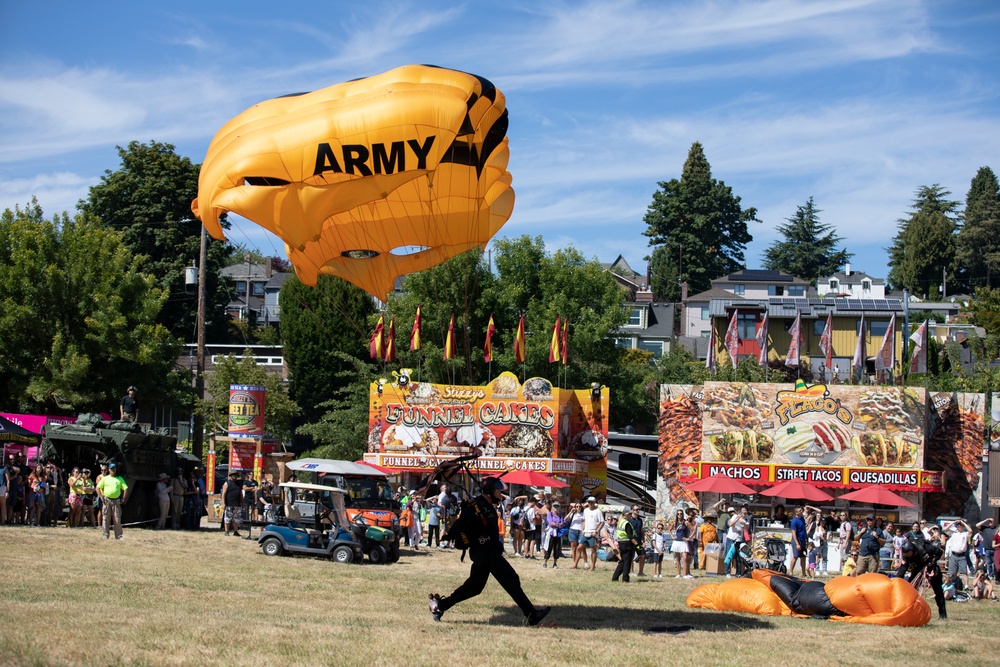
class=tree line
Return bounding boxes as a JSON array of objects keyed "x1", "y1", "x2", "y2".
[{"x1": 3, "y1": 140, "x2": 998, "y2": 461}]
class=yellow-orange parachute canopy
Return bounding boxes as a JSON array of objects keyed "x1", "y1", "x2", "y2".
[
  {"x1": 191, "y1": 65, "x2": 514, "y2": 299},
  {"x1": 686, "y1": 570, "x2": 931, "y2": 627}
]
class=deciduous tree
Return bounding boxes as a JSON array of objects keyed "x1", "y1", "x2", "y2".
[
  {"x1": 79, "y1": 141, "x2": 232, "y2": 342},
  {"x1": 0, "y1": 200, "x2": 182, "y2": 412}
]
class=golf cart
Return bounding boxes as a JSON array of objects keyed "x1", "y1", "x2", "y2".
[
  {"x1": 257, "y1": 482, "x2": 364, "y2": 564},
  {"x1": 287, "y1": 458, "x2": 401, "y2": 564}
]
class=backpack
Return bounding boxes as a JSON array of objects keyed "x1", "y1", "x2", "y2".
[{"x1": 520, "y1": 509, "x2": 533, "y2": 531}]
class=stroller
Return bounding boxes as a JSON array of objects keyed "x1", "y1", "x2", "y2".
[{"x1": 739, "y1": 534, "x2": 788, "y2": 575}]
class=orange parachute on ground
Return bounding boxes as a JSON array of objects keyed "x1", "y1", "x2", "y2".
[
  {"x1": 687, "y1": 570, "x2": 931, "y2": 627},
  {"x1": 191, "y1": 65, "x2": 513, "y2": 299}
]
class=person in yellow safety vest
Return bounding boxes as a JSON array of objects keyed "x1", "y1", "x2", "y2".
[
  {"x1": 96, "y1": 463, "x2": 128, "y2": 540},
  {"x1": 612, "y1": 508, "x2": 641, "y2": 583}
]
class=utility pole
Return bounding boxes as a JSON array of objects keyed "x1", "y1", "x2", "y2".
[{"x1": 193, "y1": 226, "x2": 207, "y2": 460}]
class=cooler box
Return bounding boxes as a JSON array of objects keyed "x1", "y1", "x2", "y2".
[{"x1": 703, "y1": 542, "x2": 725, "y2": 575}]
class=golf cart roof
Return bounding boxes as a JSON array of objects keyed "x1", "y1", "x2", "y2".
[
  {"x1": 279, "y1": 481, "x2": 348, "y2": 494},
  {"x1": 287, "y1": 458, "x2": 388, "y2": 477}
]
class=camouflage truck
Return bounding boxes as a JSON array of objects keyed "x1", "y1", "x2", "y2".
[{"x1": 40, "y1": 414, "x2": 192, "y2": 524}]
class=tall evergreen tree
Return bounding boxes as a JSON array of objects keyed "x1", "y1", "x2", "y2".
[
  {"x1": 887, "y1": 185, "x2": 959, "y2": 299},
  {"x1": 78, "y1": 141, "x2": 232, "y2": 342},
  {"x1": 762, "y1": 197, "x2": 852, "y2": 285},
  {"x1": 956, "y1": 166, "x2": 1000, "y2": 288},
  {"x1": 643, "y1": 142, "x2": 759, "y2": 300}
]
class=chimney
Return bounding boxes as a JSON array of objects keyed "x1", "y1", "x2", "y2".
[
  {"x1": 845, "y1": 262, "x2": 851, "y2": 276},
  {"x1": 636, "y1": 290, "x2": 653, "y2": 302}
]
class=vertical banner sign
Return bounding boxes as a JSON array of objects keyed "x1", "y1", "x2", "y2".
[
  {"x1": 228, "y1": 384, "x2": 266, "y2": 439},
  {"x1": 206, "y1": 449, "x2": 217, "y2": 494}
]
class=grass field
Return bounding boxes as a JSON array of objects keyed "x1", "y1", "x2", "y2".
[{"x1": 1, "y1": 525, "x2": 998, "y2": 667}]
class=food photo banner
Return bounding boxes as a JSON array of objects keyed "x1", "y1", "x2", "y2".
[
  {"x1": 701, "y1": 382, "x2": 925, "y2": 470},
  {"x1": 368, "y1": 371, "x2": 608, "y2": 501},
  {"x1": 660, "y1": 382, "x2": 949, "y2": 499}
]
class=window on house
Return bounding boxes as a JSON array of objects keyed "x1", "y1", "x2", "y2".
[
  {"x1": 700, "y1": 306, "x2": 710, "y2": 320},
  {"x1": 737, "y1": 313, "x2": 757, "y2": 339},
  {"x1": 638, "y1": 340, "x2": 663, "y2": 358},
  {"x1": 252, "y1": 282, "x2": 265, "y2": 297},
  {"x1": 733, "y1": 284, "x2": 745, "y2": 295},
  {"x1": 234, "y1": 282, "x2": 247, "y2": 296},
  {"x1": 862, "y1": 280, "x2": 871, "y2": 291},
  {"x1": 870, "y1": 320, "x2": 889, "y2": 337},
  {"x1": 768, "y1": 285, "x2": 784, "y2": 296},
  {"x1": 830, "y1": 279, "x2": 839, "y2": 290},
  {"x1": 813, "y1": 319, "x2": 827, "y2": 336},
  {"x1": 615, "y1": 337, "x2": 632, "y2": 349},
  {"x1": 628, "y1": 308, "x2": 642, "y2": 326},
  {"x1": 788, "y1": 285, "x2": 805, "y2": 297}
]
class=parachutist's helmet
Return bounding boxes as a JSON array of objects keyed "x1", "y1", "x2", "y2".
[{"x1": 481, "y1": 477, "x2": 507, "y2": 497}]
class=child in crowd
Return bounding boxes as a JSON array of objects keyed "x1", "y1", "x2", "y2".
[
  {"x1": 843, "y1": 547, "x2": 859, "y2": 577},
  {"x1": 971, "y1": 563, "x2": 997, "y2": 601},
  {"x1": 944, "y1": 574, "x2": 970, "y2": 602},
  {"x1": 652, "y1": 522, "x2": 666, "y2": 578}
]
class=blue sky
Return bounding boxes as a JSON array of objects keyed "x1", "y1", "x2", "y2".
[{"x1": 2, "y1": 1, "x2": 998, "y2": 287}]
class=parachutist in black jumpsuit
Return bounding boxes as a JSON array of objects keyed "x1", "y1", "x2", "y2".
[
  {"x1": 428, "y1": 478, "x2": 550, "y2": 625},
  {"x1": 897, "y1": 535, "x2": 947, "y2": 619}
]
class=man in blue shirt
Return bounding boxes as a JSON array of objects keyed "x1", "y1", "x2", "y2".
[
  {"x1": 855, "y1": 515, "x2": 886, "y2": 575},
  {"x1": 789, "y1": 506, "x2": 808, "y2": 576}
]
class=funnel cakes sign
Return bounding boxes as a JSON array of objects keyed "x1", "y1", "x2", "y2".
[{"x1": 368, "y1": 371, "x2": 608, "y2": 500}]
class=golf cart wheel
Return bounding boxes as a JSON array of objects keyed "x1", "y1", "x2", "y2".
[
  {"x1": 388, "y1": 543, "x2": 400, "y2": 563},
  {"x1": 333, "y1": 545, "x2": 354, "y2": 564},
  {"x1": 262, "y1": 538, "x2": 284, "y2": 557},
  {"x1": 368, "y1": 544, "x2": 388, "y2": 565}
]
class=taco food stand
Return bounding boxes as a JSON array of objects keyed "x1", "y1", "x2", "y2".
[{"x1": 657, "y1": 382, "x2": 969, "y2": 524}]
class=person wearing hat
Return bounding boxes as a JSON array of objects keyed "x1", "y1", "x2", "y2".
[
  {"x1": 221, "y1": 470, "x2": 245, "y2": 537},
  {"x1": 96, "y1": 463, "x2": 128, "y2": 540},
  {"x1": 119, "y1": 386, "x2": 138, "y2": 423},
  {"x1": 155, "y1": 472, "x2": 171, "y2": 529},
  {"x1": 429, "y1": 477, "x2": 550, "y2": 626},
  {"x1": 855, "y1": 514, "x2": 886, "y2": 575}
]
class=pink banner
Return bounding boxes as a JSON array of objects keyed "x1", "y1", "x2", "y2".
[{"x1": 1, "y1": 413, "x2": 111, "y2": 434}]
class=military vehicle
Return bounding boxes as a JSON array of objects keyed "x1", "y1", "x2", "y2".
[{"x1": 41, "y1": 413, "x2": 191, "y2": 524}]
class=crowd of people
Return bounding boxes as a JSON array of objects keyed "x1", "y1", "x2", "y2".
[{"x1": 0, "y1": 451, "x2": 211, "y2": 538}]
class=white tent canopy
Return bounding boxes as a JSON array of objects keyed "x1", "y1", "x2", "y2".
[{"x1": 287, "y1": 458, "x2": 388, "y2": 478}]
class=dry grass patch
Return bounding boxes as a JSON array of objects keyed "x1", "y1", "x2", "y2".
[{"x1": 1, "y1": 526, "x2": 998, "y2": 667}]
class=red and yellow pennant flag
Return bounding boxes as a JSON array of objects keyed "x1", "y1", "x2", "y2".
[
  {"x1": 410, "y1": 305, "x2": 422, "y2": 351},
  {"x1": 369, "y1": 314, "x2": 385, "y2": 359},
  {"x1": 483, "y1": 314, "x2": 496, "y2": 363},
  {"x1": 384, "y1": 317, "x2": 396, "y2": 362},
  {"x1": 560, "y1": 318, "x2": 569, "y2": 366},
  {"x1": 443, "y1": 313, "x2": 456, "y2": 361},
  {"x1": 549, "y1": 316, "x2": 561, "y2": 363},
  {"x1": 514, "y1": 315, "x2": 526, "y2": 364}
]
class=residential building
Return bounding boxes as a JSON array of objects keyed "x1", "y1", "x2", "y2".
[
  {"x1": 220, "y1": 258, "x2": 285, "y2": 325},
  {"x1": 601, "y1": 255, "x2": 649, "y2": 299},
  {"x1": 615, "y1": 299, "x2": 674, "y2": 359},
  {"x1": 817, "y1": 263, "x2": 885, "y2": 298},
  {"x1": 684, "y1": 269, "x2": 914, "y2": 380}
]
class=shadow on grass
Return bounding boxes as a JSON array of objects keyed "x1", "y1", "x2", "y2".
[{"x1": 472, "y1": 605, "x2": 775, "y2": 631}]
